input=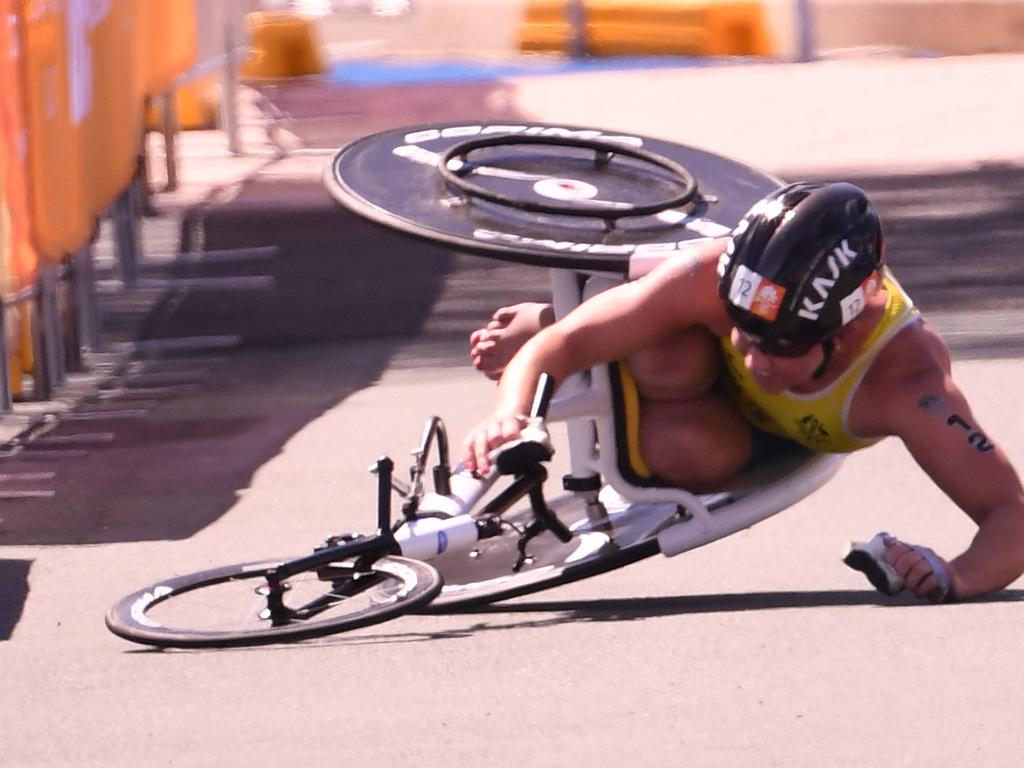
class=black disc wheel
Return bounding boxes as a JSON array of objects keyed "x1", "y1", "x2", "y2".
[
  {"x1": 326, "y1": 121, "x2": 781, "y2": 273},
  {"x1": 106, "y1": 555, "x2": 443, "y2": 648}
]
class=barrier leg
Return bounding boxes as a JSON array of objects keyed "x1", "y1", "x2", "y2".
[
  {"x1": 795, "y1": 0, "x2": 817, "y2": 61},
  {"x1": 38, "y1": 263, "x2": 65, "y2": 391},
  {"x1": 136, "y1": 129, "x2": 157, "y2": 217},
  {"x1": 221, "y1": 20, "x2": 242, "y2": 156},
  {"x1": 112, "y1": 190, "x2": 141, "y2": 288},
  {"x1": 29, "y1": 288, "x2": 52, "y2": 401},
  {"x1": 0, "y1": 305, "x2": 13, "y2": 412},
  {"x1": 71, "y1": 243, "x2": 102, "y2": 355},
  {"x1": 567, "y1": 0, "x2": 588, "y2": 57},
  {"x1": 160, "y1": 88, "x2": 180, "y2": 192}
]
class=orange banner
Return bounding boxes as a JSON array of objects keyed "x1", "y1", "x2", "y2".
[
  {"x1": 77, "y1": 0, "x2": 145, "y2": 215},
  {"x1": 137, "y1": 0, "x2": 198, "y2": 96},
  {"x1": 1, "y1": 1, "x2": 40, "y2": 293},
  {"x1": 19, "y1": 0, "x2": 161, "y2": 260},
  {"x1": 15, "y1": 1, "x2": 207, "y2": 264},
  {"x1": 19, "y1": 0, "x2": 91, "y2": 261}
]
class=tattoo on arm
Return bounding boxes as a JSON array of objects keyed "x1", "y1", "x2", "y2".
[
  {"x1": 944, "y1": 415, "x2": 995, "y2": 452},
  {"x1": 916, "y1": 395, "x2": 995, "y2": 454},
  {"x1": 967, "y1": 432, "x2": 995, "y2": 452},
  {"x1": 917, "y1": 394, "x2": 947, "y2": 413}
]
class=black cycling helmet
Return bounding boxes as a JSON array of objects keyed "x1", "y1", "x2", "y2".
[{"x1": 718, "y1": 181, "x2": 885, "y2": 357}]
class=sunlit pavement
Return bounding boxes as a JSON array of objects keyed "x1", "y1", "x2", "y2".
[{"x1": 0, "y1": 41, "x2": 1022, "y2": 768}]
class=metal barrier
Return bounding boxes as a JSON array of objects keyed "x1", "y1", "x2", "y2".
[
  {"x1": 155, "y1": 0, "x2": 254, "y2": 190},
  {"x1": 0, "y1": 1, "x2": 253, "y2": 420}
]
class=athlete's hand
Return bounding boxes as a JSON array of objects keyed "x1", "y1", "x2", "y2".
[
  {"x1": 883, "y1": 536, "x2": 956, "y2": 602},
  {"x1": 463, "y1": 414, "x2": 527, "y2": 476}
]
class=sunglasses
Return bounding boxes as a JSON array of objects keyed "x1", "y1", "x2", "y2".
[{"x1": 737, "y1": 330, "x2": 817, "y2": 358}]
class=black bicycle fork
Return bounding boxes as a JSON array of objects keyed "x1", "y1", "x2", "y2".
[{"x1": 259, "y1": 374, "x2": 572, "y2": 625}]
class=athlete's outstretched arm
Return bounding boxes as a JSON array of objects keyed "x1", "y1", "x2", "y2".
[{"x1": 878, "y1": 355, "x2": 1024, "y2": 600}]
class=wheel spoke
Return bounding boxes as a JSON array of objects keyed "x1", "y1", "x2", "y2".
[
  {"x1": 106, "y1": 556, "x2": 443, "y2": 648},
  {"x1": 287, "y1": 571, "x2": 387, "y2": 620}
]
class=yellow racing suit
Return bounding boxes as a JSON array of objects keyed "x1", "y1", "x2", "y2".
[{"x1": 719, "y1": 270, "x2": 920, "y2": 453}]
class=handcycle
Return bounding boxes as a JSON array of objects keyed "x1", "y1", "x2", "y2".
[
  {"x1": 105, "y1": 122, "x2": 845, "y2": 648},
  {"x1": 105, "y1": 357, "x2": 840, "y2": 648}
]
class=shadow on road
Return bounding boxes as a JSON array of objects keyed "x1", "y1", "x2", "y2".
[
  {"x1": 0, "y1": 174, "x2": 548, "y2": 549},
  {"x1": 806, "y1": 163, "x2": 1024, "y2": 358},
  {"x1": 464, "y1": 586, "x2": 1024, "y2": 618},
  {"x1": 100, "y1": 587, "x2": 1024, "y2": 654},
  {"x1": 0, "y1": 559, "x2": 31, "y2": 642}
]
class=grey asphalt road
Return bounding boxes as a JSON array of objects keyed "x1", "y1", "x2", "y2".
[{"x1": 1, "y1": 52, "x2": 1023, "y2": 767}]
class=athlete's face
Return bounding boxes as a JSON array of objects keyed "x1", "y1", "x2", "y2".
[{"x1": 730, "y1": 328, "x2": 826, "y2": 393}]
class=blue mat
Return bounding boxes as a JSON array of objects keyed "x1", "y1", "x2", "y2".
[{"x1": 328, "y1": 55, "x2": 758, "y2": 86}]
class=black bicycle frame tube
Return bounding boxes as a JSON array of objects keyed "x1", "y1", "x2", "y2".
[
  {"x1": 268, "y1": 534, "x2": 397, "y2": 583},
  {"x1": 376, "y1": 456, "x2": 394, "y2": 531},
  {"x1": 477, "y1": 469, "x2": 546, "y2": 520},
  {"x1": 262, "y1": 534, "x2": 396, "y2": 626}
]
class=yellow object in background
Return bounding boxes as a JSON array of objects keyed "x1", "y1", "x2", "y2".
[
  {"x1": 146, "y1": 75, "x2": 221, "y2": 132},
  {"x1": 137, "y1": 1, "x2": 210, "y2": 130},
  {"x1": 9, "y1": 303, "x2": 35, "y2": 399},
  {"x1": 1, "y1": 303, "x2": 35, "y2": 400},
  {"x1": 175, "y1": 76, "x2": 220, "y2": 131},
  {"x1": 139, "y1": 0, "x2": 208, "y2": 128},
  {"x1": 519, "y1": 0, "x2": 776, "y2": 57},
  {"x1": 241, "y1": 12, "x2": 325, "y2": 79},
  {"x1": 519, "y1": 0, "x2": 575, "y2": 53}
]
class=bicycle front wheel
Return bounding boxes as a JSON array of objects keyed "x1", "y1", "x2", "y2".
[{"x1": 106, "y1": 554, "x2": 442, "y2": 649}]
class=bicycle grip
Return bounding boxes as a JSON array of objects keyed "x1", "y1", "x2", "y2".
[{"x1": 495, "y1": 439, "x2": 553, "y2": 476}]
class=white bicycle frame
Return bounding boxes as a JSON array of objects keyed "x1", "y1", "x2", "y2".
[
  {"x1": 546, "y1": 265, "x2": 844, "y2": 558},
  {"x1": 396, "y1": 255, "x2": 843, "y2": 564}
]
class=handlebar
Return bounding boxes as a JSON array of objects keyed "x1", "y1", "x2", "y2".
[
  {"x1": 491, "y1": 373, "x2": 572, "y2": 546},
  {"x1": 493, "y1": 372, "x2": 556, "y2": 476},
  {"x1": 387, "y1": 373, "x2": 573, "y2": 572}
]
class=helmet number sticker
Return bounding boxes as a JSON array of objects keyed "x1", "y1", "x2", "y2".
[
  {"x1": 729, "y1": 265, "x2": 786, "y2": 321},
  {"x1": 840, "y1": 289, "x2": 865, "y2": 325},
  {"x1": 839, "y1": 272, "x2": 881, "y2": 325}
]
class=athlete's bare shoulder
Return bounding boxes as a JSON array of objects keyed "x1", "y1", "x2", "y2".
[
  {"x1": 870, "y1": 316, "x2": 952, "y2": 384},
  {"x1": 636, "y1": 237, "x2": 729, "y2": 304},
  {"x1": 855, "y1": 316, "x2": 954, "y2": 434},
  {"x1": 653, "y1": 237, "x2": 729, "y2": 278},
  {"x1": 629, "y1": 237, "x2": 732, "y2": 333}
]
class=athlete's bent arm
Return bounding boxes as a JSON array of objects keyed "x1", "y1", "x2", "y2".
[
  {"x1": 874, "y1": 348, "x2": 1024, "y2": 601},
  {"x1": 463, "y1": 246, "x2": 728, "y2": 474}
]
